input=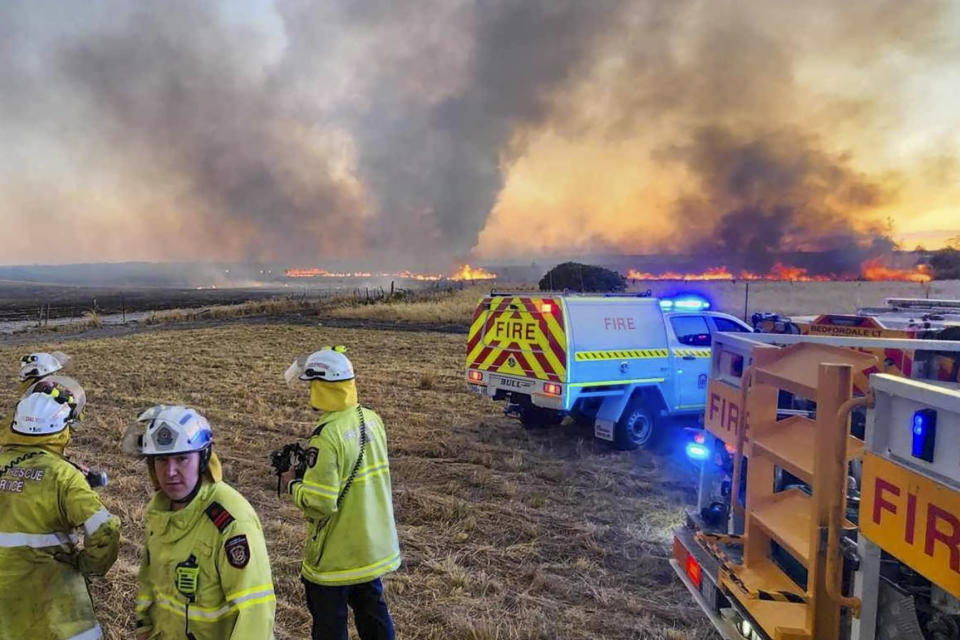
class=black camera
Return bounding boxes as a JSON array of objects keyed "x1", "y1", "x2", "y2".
[{"x1": 269, "y1": 443, "x2": 307, "y2": 495}]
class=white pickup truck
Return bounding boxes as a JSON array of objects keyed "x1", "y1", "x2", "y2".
[{"x1": 465, "y1": 291, "x2": 752, "y2": 449}]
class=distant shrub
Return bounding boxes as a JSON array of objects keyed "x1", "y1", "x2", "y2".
[{"x1": 538, "y1": 262, "x2": 626, "y2": 292}]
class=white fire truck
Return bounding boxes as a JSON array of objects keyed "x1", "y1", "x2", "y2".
[
  {"x1": 464, "y1": 291, "x2": 751, "y2": 449},
  {"x1": 672, "y1": 331, "x2": 960, "y2": 639}
]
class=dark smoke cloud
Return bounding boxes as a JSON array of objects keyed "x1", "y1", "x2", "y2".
[
  {"x1": 0, "y1": 0, "x2": 955, "y2": 268},
  {"x1": 55, "y1": 1, "x2": 367, "y2": 262},
  {"x1": 274, "y1": 0, "x2": 629, "y2": 265},
  {"x1": 671, "y1": 126, "x2": 893, "y2": 273}
]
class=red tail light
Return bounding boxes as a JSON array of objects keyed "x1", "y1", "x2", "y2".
[
  {"x1": 543, "y1": 382, "x2": 562, "y2": 395},
  {"x1": 673, "y1": 537, "x2": 702, "y2": 590},
  {"x1": 685, "y1": 554, "x2": 702, "y2": 589},
  {"x1": 467, "y1": 370, "x2": 483, "y2": 383},
  {"x1": 694, "y1": 432, "x2": 706, "y2": 444}
]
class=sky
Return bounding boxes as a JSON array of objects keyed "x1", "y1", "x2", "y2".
[{"x1": 1, "y1": 0, "x2": 958, "y2": 269}]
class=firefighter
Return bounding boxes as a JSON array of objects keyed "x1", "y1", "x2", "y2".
[
  {"x1": 281, "y1": 347, "x2": 400, "y2": 640},
  {"x1": 127, "y1": 405, "x2": 276, "y2": 639},
  {"x1": 0, "y1": 377, "x2": 121, "y2": 640},
  {"x1": 2, "y1": 352, "x2": 72, "y2": 432}
]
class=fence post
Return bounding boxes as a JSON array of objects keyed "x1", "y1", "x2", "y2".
[{"x1": 743, "y1": 281, "x2": 750, "y2": 321}]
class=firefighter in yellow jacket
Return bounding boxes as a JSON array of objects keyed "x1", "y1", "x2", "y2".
[
  {"x1": 0, "y1": 376, "x2": 121, "y2": 640},
  {"x1": 126, "y1": 405, "x2": 276, "y2": 639},
  {"x1": 280, "y1": 347, "x2": 400, "y2": 640}
]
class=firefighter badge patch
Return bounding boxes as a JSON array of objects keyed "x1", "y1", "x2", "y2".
[
  {"x1": 225, "y1": 535, "x2": 250, "y2": 569},
  {"x1": 305, "y1": 447, "x2": 319, "y2": 468}
]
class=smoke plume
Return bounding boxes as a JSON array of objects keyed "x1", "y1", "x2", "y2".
[{"x1": 1, "y1": 0, "x2": 958, "y2": 267}]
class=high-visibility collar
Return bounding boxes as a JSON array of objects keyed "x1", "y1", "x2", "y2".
[
  {"x1": 0, "y1": 427, "x2": 70, "y2": 452},
  {"x1": 146, "y1": 480, "x2": 217, "y2": 543}
]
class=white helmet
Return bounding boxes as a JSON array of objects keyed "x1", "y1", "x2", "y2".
[
  {"x1": 284, "y1": 346, "x2": 354, "y2": 385},
  {"x1": 19, "y1": 352, "x2": 71, "y2": 381},
  {"x1": 12, "y1": 378, "x2": 85, "y2": 435},
  {"x1": 130, "y1": 405, "x2": 213, "y2": 456}
]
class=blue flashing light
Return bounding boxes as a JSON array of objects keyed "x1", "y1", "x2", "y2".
[
  {"x1": 911, "y1": 408, "x2": 937, "y2": 462},
  {"x1": 660, "y1": 294, "x2": 711, "y2": 311},
  {"x1": 685, "y1": 442, "x2": 710, "y2": 461}
]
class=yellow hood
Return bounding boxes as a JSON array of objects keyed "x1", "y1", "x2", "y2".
[
  {"x1": 309, "y1": 379, "x2": 358, "y2": 412},
  {"x1": 0, "y1": 415, "x2": 70, "y2": 453},
  {"x1": 146, "y1": 451, "x2": 223, "y2": 490}
]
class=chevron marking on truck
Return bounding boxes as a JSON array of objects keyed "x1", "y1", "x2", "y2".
[
  {"x1": 671, "y1": 349, "x2": 712, "y2": 358},
  {"x1": 574, "y1": 349, "x2": 670, "y2": 361},
  {"x1": 465, "y1": 296, "x2": 567, "y2": 382}
]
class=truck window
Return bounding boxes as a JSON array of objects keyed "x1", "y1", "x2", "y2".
[
  {"x1": 713, "y1": 317, "x2": 750, "y2": 333},
  {"x1": 670, "y1": 316, "x2": 711, "y2": 346}
]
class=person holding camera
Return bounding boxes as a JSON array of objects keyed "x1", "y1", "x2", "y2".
[
  {"x1": 124, "y1": 405, "x2": 275, "y2": 639},
  {"x1": 279, "y1": 347, "x2": 400, "y2": 640},
  {"x1": 0, "y1": 376, "x2": 120, "y2": 640}
]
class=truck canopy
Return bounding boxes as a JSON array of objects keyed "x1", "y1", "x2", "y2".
[
  {"x1": 466, "y1": 293, "x2": 672, "y2": 387},
  {"x1": 466, "y1": 294, "x2": 567, "y2": 382}
]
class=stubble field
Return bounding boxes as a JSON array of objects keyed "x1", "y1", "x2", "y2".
[{"x1": 0, "y1": 322, "x2": 709, "y2": 639}]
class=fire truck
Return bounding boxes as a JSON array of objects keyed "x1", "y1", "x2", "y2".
[
  {"x1": 753, "y1": 297, "x2": 960, "y2": 340},
  {"x1": 464, "y1": 291, "x2": 752, "y2": 449},
  {"x1": 672, "y1": 331, "x2": 960, "y2": 639}
]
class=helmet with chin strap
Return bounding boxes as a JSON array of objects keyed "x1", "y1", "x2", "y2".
[
  {"x1": 134, "y1": 405, "x2": 213, "y2": 457},
  {"x1": 127, "y1": 405, "x2": 215, "y2": 504}
]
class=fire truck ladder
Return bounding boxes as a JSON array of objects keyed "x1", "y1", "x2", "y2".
[{"x1": 721, "y1": 343, "x2": 877, "y2": 640}]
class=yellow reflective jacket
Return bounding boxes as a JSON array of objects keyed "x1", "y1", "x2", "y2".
[
  {"x1": 136, "y1": 480, "x2": 276, "y2": 639},
  {"x1": 0, "y1": 445, "x2": 121, "y2": 640},
  {"x1": 288, "y1": 405, "x2": 401, "y2": 586}
]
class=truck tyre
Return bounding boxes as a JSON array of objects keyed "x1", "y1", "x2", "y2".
[
  {"x1": 614, "y1": 401, "x2": 658, "y2": 450},
  {"x1": 520, "y1": 406, "x2": 563, "y2": 429}
]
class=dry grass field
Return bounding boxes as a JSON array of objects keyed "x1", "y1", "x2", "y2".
[{"x1": 0, "y1": 322, "x2": 710, "y2": 640}]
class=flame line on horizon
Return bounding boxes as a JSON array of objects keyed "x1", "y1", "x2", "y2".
[{"x1": 625, "y1": 259, "x2": 931, "y2": 283}]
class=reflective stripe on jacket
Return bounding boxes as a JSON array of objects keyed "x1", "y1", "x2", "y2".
[
  {"x1": 136, "y1": 480, "x2": 276, "y2": 639},
  {"x1": 0, "y1": 445, "x2": 120, "y2": 640},
  {"x1": 289, "y1": 406, "x2": 401, "y2": 586}
]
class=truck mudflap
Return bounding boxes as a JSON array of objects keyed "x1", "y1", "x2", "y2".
[{"x1": 672, "y1": 523, "x2": 753, "y2": 640}]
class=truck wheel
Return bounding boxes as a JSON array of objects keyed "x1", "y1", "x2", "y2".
[
  {"x1": 520, "y1": 406, "x2": 563, "y2": 429},
  {"x1": 614, "y1": 402, "x2": 657, "y2": 450}
]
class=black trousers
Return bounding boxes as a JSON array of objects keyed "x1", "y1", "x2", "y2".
[{"x1": 302, "y1": 577, "x2": 396, "y2": 640}]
